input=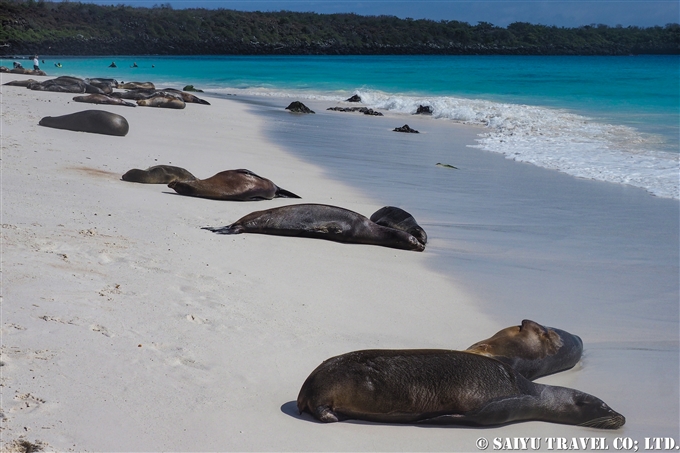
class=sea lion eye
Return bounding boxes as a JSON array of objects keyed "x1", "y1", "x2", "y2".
[{"x1": 575, "y1": 400, "x2": 586, "y2": 407}]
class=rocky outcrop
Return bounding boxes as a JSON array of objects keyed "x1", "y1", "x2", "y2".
[
  {"x1": 285, "y1": 101, "x2": 315, "y2": 113},
  {"x1": 393, "y1": 124, "x2": 419, "y2": 133}
]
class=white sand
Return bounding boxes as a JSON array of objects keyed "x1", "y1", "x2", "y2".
[{"x1": 1, "y1": 73, "x2": 678, "y2": 452}]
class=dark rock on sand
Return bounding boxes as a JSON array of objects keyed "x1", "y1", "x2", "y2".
[
  {"x1": 394, "y1": 124, "x2": 419, "y2": 133},
  {"x1": 346, "y1": 94, "x2": 362, "y2": 102},
  {"x1": 183, "y1": 85, "x2": 204, "y2": 92},
  {"x1": 327, "y1": 107, "x2": 383, "y2": 116},
  {"x1": 285, "y1": 101, "x2": 315, "y2": 114}
]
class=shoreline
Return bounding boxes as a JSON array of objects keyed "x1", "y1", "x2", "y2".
[{"x1": 2, "y1": 74, "x2": 678, "y2": 451}]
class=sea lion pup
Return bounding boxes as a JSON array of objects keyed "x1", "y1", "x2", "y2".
[
  {"x1": 39, "y1": 110, "x2": 129, "y2": 137},
  {"x1": 297, "y1": 349, "x2": 625, "y2": 429},
  {"x1": 73, "y1": 94, "x2": 136, "y2": 107},
  {"x1": 466, "y1": 319, "x2": 583, "y2": 381},
  {"x1": 122, "y1": 165, "x2": 197, "y2": 184},
  {"x1": 369, "y1": 206, "x2": 427, "y2": 246},
  {"x1": 169, "y1": 169, "x2": 300, "y2": 201},
  {"x1": 202, "y1": 204, "x2": 425, "y2": 251},
  {"x1": 137, "y1": 93, "x2": 186, "y2": 109}
]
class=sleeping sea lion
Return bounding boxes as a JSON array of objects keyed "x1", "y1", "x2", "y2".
[
  {"x1": 137, "y1": 94, "x2": 185, "y2": 109},
  {"x1": 168, "y1": 169, "x2": 299, "y2": 201},
  {"x1": 466, "y1": 319, "x2": 583, "y2": 380},
  {"x1": 118, "y1": 81, "x2": 155, "y2": 90},
  {"x1": 39, "y1": 110, "x2": 129, "y2": 137},
  {"x1": 3, "y1": 79, "x2": 37, "y2": 87},
  {"x1": 297, "y1": 349, "x2": 624, "y2": 429},
  {"x1": 369, "y1": 206, "x2": 427, "y2": 246},
  {"x1": 122, "y1": 165, "x2": 197, "y2": 184},
  {"x1": 202, "y1": 203, "x2": 425, "y2": 251},
  {"x1": 162, "y1": 88, "x2": 211, "y2": 105},
  {"x1": 73, "y1": 94, "x2": 136, "y2": 107}
]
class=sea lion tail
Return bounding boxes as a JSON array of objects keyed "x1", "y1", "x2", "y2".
[
  {"x1": 201, "y1": 225, "x2": 242, "y2": 235},
  {"x1": 274, "y1": 186, "x2": 301, "y2": 199}
]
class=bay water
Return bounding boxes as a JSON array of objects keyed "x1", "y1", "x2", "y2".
[{"x1": 7, "y1": 54, "x2": 678, "y2": 199}]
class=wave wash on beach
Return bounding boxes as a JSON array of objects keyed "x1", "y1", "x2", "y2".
[{"x1": 9, "y1": 55, "x2": 678, "y2": 200}]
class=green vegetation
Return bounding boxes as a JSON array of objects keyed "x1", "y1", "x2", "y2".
[{"x1": 1, "y1": 0, "x2": 678, "y2": 55}]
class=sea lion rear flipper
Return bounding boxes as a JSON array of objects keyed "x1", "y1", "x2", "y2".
[
  {"x1": 274, "y1": 186, "x2": 301, "y2": 199},
  {"x1": 202, "y1": 225, "x2": 242, "y2": 235}
]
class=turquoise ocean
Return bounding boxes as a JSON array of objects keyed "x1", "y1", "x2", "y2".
[{"x1": 9, "y1": 54, "x2": 679, "y2": 199}]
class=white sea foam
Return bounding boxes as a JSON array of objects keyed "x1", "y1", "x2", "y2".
[{"x1": 213, "y1": 86, "x2": 679, "y2": 200}]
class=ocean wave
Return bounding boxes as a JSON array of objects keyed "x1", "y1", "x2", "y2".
[{"x1": 213, "y1": 86, "x2": 679, "y2": 200}]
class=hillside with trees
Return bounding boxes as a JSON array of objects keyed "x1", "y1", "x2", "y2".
[{"x1": 1, "y1": 0, "x2": 678, "y2": 55}]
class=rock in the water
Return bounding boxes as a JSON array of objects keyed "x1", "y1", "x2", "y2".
[
  {"x1": 285, "y1": 101, "x2": 315, "y2": 114},
  {"x1": 327, "y1": 107, "x2": 383, "y2": 116},
  {"x1": 393, "y1": 124, "x2": 419, "y2": 133},
  {"x1": 183, "y1": 85, "x2": 204, "y2": 92},
  {"x1": 415, "y1": 105, "x2": 433, "y2": 115},
  {"x1": 346, "y1": 94, "x2": 362, "y2": 102}
]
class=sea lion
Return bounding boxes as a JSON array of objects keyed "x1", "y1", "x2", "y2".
[
  {"x1": 202, "y1": 203, "x2": 425, "y2": 251},
  {"x1": 122, "y1": 165, "x2": 197, "y2": 184},
  {"x1": 162, "y1": 88, "x2": 211, "y2": 105},
  {"x1": 118, "y1": 81, "x2": 155, "y2": 90},
  {"x1": 297, "y1": 349, "x2": 625, "y2": 429},
  {"x1": 2, "y1": 79, "x2": 37, "y2": 87},
  {"x1": 466, "y1": 319, "x2": 583, "y2": 381},
  {"x1": 111, "y1": 88, "x2": 157, "y2": 100},
  {"x1": 369, "y1": 206, "x2": 427, "y2": 246},
  {"x1": 73, "y1": 94, "x2": 136, "y2": 107},
  {"x1": 169, "y1": 169, "x2": 300, "y2": 201},
  {"x1": 137, "y1": 94, "x2": 185, "y2": 109},
  {"x1": 39, "y1": 110, "x2": 129, "y2": 137}
]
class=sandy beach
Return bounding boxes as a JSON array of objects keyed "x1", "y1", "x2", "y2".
[{"x1": 1, "y1": 73, "x2": 678, "y2": 452}]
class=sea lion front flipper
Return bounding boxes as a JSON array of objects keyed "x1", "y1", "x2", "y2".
[{"x1": 416, "y1": 413, "x2": 467, "y2": 425}]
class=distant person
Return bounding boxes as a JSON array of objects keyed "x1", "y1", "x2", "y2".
[
  {"x1": 33, "y1": 55, "x2": 39, "y2": 70},
  {"x1": 131, "y1": 62, "x2": 138, "y2": 68},
  {"x1": 109, "y1": 61, "x2": 117, "y2": 68},
  {"x1": 54, "y1": 62, "x2": 62, "y2": 68},
  {"x1": 152, "y1": 64, "x2": 155, "y2": 68},
  {"x1": 13, "y1": 61, "x2": 23, "y2": 69}
]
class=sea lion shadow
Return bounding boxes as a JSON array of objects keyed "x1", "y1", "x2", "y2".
[{"x1": 280, "y1": 401, "x2": 491, "y2": 429}]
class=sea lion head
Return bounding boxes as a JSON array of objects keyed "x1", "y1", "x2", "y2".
[
  {"x1": 544, "y1": 386, "x2": 626, "y2": 429},
  {"x1": 466, "y1": 319, "x2": 583, "y2": 380}
]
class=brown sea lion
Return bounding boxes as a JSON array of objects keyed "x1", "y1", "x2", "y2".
[
  {"x1": 137, "y1": 94, "x2": 185, "y2": 109},
  {"x1": 39, "y1": 110, "x2": 129, "y2": 137},
  {"x1": 169, "y1": 169, "x2": 299, "y2": 201},
  {"x1": 297, "y1": 349, "x2": 625, "y2": 429},
  {"x1": 110, "y1": 89, "x2": 157, "y2": 100},
  {"x1": 73, "y1": 94, "x2": 136, "y2": 107},
  {"x1": 122, "y1": 165, "x2": 197, "y2": 184},
  {"x1": 162, "y1": 88, "x2": 211, "y2": 105},
  {"x1": 466, "y1": 319, "x2": 583, "y2": 381},
  {"x1": 202, "y1": 203, "x2": 425, "y2": 251},
  {"x1": 369, "y1": 206, "x2": 427, "y2": 246},
  {"x1": 118, "y1": 81, "x2": 155, "y2": 90}
]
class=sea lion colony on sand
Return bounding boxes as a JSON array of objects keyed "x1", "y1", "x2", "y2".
[{"x1": 10, "y1": 74, "x2": 624, "y2": 429}]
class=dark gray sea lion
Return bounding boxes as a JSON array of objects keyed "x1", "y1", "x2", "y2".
[
  {"x1": 169, "y1": 169, "x2": 300, "y2": 201},
  {"x1": 73, "y1": 94, "x2": 136, "y2": 107},
  {"x1": 110, "y1": 88, "x2": 157, "y2": 100},
  {"x1": 3, "y1": 79, "x2": 38, "y2": 87},
  {"x1": 118, "y1": 81, "x2": 155, "y2": 90},
  {"x1": 39, "y1": 110, "x2": 129, "y2": 137},
  {"x1": 137, "y1": 94, "x2": 186, "y2": 109},
  {"x1": 202, "y1": 204, "x2": 425, "y2": 251},
  {"x1": 369, "y1": 206, "x2": 427, "y2": 246},
  {"x1": 466, "y1": 319, "x2": 583, "y2": 381},
  {"x1": 297, "y1": 349, "x2": 625, "y2": 429},
  {"x1": 122, "y1": 165, "x2": 197, "y2": 184}
]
